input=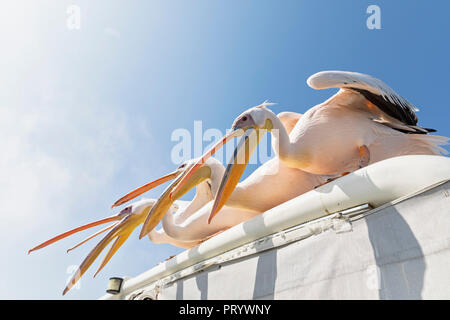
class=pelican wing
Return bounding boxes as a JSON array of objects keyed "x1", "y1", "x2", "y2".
[{"x1": 306, "y1": 71, "x2": 433, "y2": 133}]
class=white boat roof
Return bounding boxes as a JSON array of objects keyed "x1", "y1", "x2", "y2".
[{"x1": 101, "y1": 155, "x2": 450, "y2": 299}]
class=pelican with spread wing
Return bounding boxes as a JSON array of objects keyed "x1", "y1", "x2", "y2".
[{"x1": 173, "y1": 71, "x2": 449, "y2": 221}]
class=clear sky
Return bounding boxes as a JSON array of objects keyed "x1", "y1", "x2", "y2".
[{"x1": 1, "y1": 1, "x2": 449, "y2": 299}]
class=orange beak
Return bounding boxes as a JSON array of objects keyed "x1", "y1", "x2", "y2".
[
  {"x1": 28, "y1": 214, "x2": 123, "y2": 255},
  {"x1": 111, "y1": 171, "x2": 179, "y2": 208},
  {"x1": 28, "y1": 202, "x2": 154, "y2": 295},
  {"x1": 169, "y1": 128, "x2": 243, "y2": 201},
  {"x1": 138, "y1": 164, "x2": 212, "y2": 239},
  {"x1": 208, "y1": 127, "x2": 262, "y2": 223},
  {"x1": 62, "y1": 211, "x2": 149, "y2": 295}
]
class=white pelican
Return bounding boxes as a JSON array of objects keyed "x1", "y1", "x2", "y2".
[
  {"x1": 113, "y1": 112, "x2": 330, "y2": 238},
  {"x1": 173, "y1": 71, "x2": 449, "y2": 220},
  {"x1": 28, "y1": 156, "x2": 256, "y2": 295},
  {"x1": 28, "y1": 155, "x2": 231, "y2": 295},
  {"x1": 29, "y1": 155, "x2": 265, "y2": 295}
]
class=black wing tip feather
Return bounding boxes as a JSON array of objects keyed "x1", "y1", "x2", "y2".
[
  {"x1": 352, "y1": 88, "x2": 419, "y2": 126},
  {"x1": 392, "y1": 127, "x2": 436, "y2": 135},
  {"x1": 351, "y1": 88, "x2": 438, "y2": 135}
]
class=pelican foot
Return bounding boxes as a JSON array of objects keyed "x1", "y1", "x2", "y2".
[{"x1": 358, "y1": 145, "x2": 370, "y2": 168}]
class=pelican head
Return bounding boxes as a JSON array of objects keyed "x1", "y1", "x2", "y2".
[{"x1": 231, "y1": 104, "x2": 275, "y2": 132}]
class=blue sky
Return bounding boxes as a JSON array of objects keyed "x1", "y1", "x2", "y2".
[{"x1": 1, "y1": 1, "x2": 449, "y2": 299}]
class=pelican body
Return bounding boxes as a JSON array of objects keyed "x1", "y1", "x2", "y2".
[{"x1": 232, "y1": 71, "x2": 448, "y2": 175}]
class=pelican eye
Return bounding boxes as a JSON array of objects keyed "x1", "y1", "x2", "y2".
[
  {"x1": 242, "y1": 116, "x2": 248, "y2": 122},
  {"x1": 119, "y1": 206, "x2": 132, "y2": 216}
]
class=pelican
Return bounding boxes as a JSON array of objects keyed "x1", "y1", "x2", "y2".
[
  {"x1": 113, "y1": 113, "x2": 330, "y2": 239},
  {"x1": 29, "y1": 154, "x2": 265, "y2": 295},
  {"x1": 28, "y1": 155, "x2": 230, "y2": 295},
  {"x1": 173, "y1": 71, "x2": 449, "y2": 220},
  {"x1": 28, "y1": 156, "x2": 257, "y2": 295}
]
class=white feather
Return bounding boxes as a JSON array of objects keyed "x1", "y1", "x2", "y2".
[
  {"x1": 307, "y1": 71, "x2": 419, "y2": 112},
  {"x1": 260, "y1": 100, "x2": 277, "y2": 108}
]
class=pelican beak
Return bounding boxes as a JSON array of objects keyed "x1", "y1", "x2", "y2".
[
  {"x1": 111, "y1": 170, "x2": 179, "y2": 208},
  {"x1": 28, "y1": 214, "x2": 124, "y2": 255},
  {"x1": 62, "y1": 208, "x2": 150, "y2": 295},
  {"x1": 169, "y1": 128, "x2": 244, "y2": 200},
  {"x1": 28, "y1": 205, "x2": 153, "y2": 295},
  {"x1": 138, "y1": 164, "x2": 212, "y2": 239},
  {"x1": 208, "y1": 127, "x2": 263, "y2": 223}
]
